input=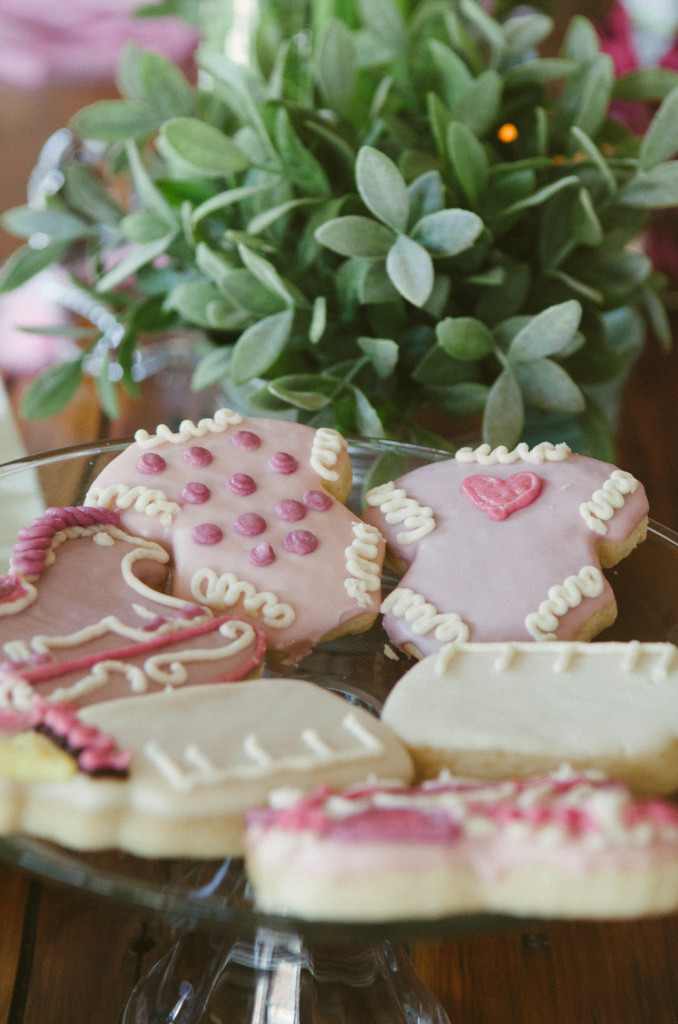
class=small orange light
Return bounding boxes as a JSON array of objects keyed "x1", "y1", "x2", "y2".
[
  {"x1": 497, "y1": 122, "x2": 518, "y2": 143},
  {"x1": 552, "y1": 154, "x2": 567, "y2": 165}
]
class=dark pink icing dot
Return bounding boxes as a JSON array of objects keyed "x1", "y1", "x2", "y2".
[
  {"x1": 184, "y1": 445, "x2": 213, "y2": 467},
  {"x1": 303, "y1": 489, "x2": 333, "y2": 511},
  {"x1": 283, "y1": 529, "x2": 318, "y2": 555},
  {"x1": 181, "y1": 481, "x2": 211, "y2": 504},
  {"x1": 227, "y1": 473, "x2": 256, "y2": 497},
  {"x1": 269, "y1": 451, "x2": 298, "y2": 475},
  {"x1": 234, "y1": 513, "x2": 266, "y2": 537},
  {"x1": 231, "y1": 430, "x2": 261, "y2": 450},
  {"x1": 249, "y1": 542, "x2": 276, "y2": 567},
  {"x1": 274, "y1": 499, "x2": 306, "y2": 522},
  {"x1": 193, "y1": 523, "x2": 223, "y2": 545},
  {"x1": 137, "y1": 452, "x2": 166, "y2": 474}
]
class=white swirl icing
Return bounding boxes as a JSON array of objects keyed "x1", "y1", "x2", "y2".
[
  {"x1": 579, "y1": 470, "x2": 640, "y2": 535},
  {"x1": 344, "y1": 522, "x2": 382, "y2": 608},
  {"x1": 190, "y1": 568, "x2": 295, "y2": 628},
  {"x1": 309, "y1": 427, "x2": 345, "y2": 481},
  {"x1": 134, "y1": 408, "x2": 243, "y2": 448},
  {"x1": 455, "y1": 442, "x2": 571, "y2": 465},
  {"x1": 85, "y1": 483, "x2": 180, "y2": 526},
  {"x1": 381, "y1": 587, "x2": 470, "y2": 643},
  {"x1": 524, "y1": 565, "x2": 605, "y2": 641},
  {"x1": 364, "y1": 481, "x2": 435, "y2": 544}
]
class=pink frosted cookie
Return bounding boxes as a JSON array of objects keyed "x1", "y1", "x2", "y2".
[
  {"x1": 85, "y1": 410, "x2": 384, "y2": 664},
  {"x1": 362, "y1": 441, "x2": 648, "y2": 656},
  {"x1": 0, "y1": 678, "x2": 413, "y2": 857},
  {"x1": 0, "y1": 505, "x2": 265, "y2": 708},
  {"x1": 245, "y1": 768, "x2": 678, "y2": 921}
]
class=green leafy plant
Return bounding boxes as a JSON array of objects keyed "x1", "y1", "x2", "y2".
[{"x1": 3, "y1": 0, "x2": 678, "y2": 456}]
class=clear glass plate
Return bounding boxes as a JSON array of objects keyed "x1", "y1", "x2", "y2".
[{"x1": 0, "y1": 436, "x2": 675, "y2": 943}]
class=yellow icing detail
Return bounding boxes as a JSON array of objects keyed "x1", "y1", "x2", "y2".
[
  {"x1": 190, "y1": 568, "x2": 295, "y2": 628},
  {"x1": 134, "y1": 408, "x2": 243, "y2": 448},
  {"x1": 365, "y1": 481, "x2": 435, "y2": 544},
  {"x1": 310, "y1": 427, "x2": 345, "y2": 481},
  {"x1": 344, "y1": 522, "x2": 382, "y2": 608},
  {"x1": 0, "y1": 732, "x2": 77, "y2": 782},
  {"x1": 381, "y1": 587, "x2": 470, "y2": 642},
  {"x1": 143, "y1": 710, "x2": 384, "y2": 792},
  {"x1": 455, "y1": 441, "x2": 571, "y2": 465},
  {"x1": 579, "y1": 470, "x2": 639, "y2": 535},
  {"x1": 524, "y1": 565, "x2": 605, "y2": 641},
  {"x1": 85, "y1": 483, "x2": 180, "y2": 526}
]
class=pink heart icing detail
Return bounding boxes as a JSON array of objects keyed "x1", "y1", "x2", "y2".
[{"x1": 461, "y1": 472, "x2": 542, "y2": 521}]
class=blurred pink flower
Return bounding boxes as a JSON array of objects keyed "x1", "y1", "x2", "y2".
[
  {"x1": 0, "y1": 272, "x2": 79, "y2": 377},
  {"x1": 0, "y1": 0, "x2": 199, "y2": 88}
]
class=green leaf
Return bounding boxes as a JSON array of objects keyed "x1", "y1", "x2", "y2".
[
  {"x1": 0, "y1": 242, "x2": 68, "y2": 293},
  {"x1": 569, "y1": 126, "x2": 617, "y2": 196},
  {"x1": 95, "y1": 349, "x2": 120, "y2": 421},
  {"x1": 315, "y1": 215, "x2": 395, "y2": 257},
  {"x1": 218, "y1": 268, "x2": 286, "y2": 316},
  {"x1": 61, "y1": 163, "x2": 123, "y2": 225},
  {"x1": 508, "y1": 300, "x2": 582, "y2": 362},
  {"x1": 641, "y1": 285, "x2": 672, "y2": 351},
  {"x1": 357, "y1": 336, "x2": 398, "y2": 378},
  {"x1": 515, "y1": 358, "x2": 586, "y2": 413},
  {"x1": 20, "y1": 358, "x2": 84, "y2": 419},
  {"x1": 359, "y1": 0, "x2": 406, "y2": 51},
  {"x1": 137, "y1": 48, "x2": 196, "y2": 120},
  {"x1": 350, "y1": 385, "x2": 385, "y2": 437},
  {"x1": 268, "y1": 373, "x2": 339, "y2": 410},
  {"x1": 451, "y1": 70, "x2": 502, "y2": 137},
  {"x1": 573, "y1": 188, "x2": 603, "y2": 246},
  {"x1": 386, "y1": 234, "x2": 434, "y2": 307},
  {"x1": 482, "y1": 365, "x2": 524, "y2": 449},
  {"x1": 500, "y1": 175, "x2": 579, "y2": 216},
  {"x1": 459, "y1": 0, "x2": 505, "y2": 60},
  {"x1": 309, "y1": 296, "x2": 327, "y2": 344},
  {"x1": 192, "y1": 346, "x2": 232, "y2": 390},
  {"x1": 247, "y1": 197, "x2": 323, "y2": 236},
  {"x1": 95, "y1": 234, "x2": 176, "y2": 292},
  {"x1": 1, "y1": 205, "x2": 91, "y2": 242},
  {"x1": 446, "y1": 122, "x2": 488, "y2": 206},
  {"x1": 120, "y1": 210, "x2": 174, "y2": 243},
  {"x1": 230, "y1": 308, "x2": 295, "y2": 384},
  {"x1": 614, "y1": 67, "x2": 678, "y2": 102},
  {"x1": 237, "y1": 244, "x2": 295, "y2": 306},
  {"x1": 436, "y1": 317, "x2": 495, "y2": 360},
  {"x1": 125, "y1": 141, "x2": 175, "y2": 221},
  {"x1": 502, "y1": 11, "x2": 554, "y2": 57},
  {"x1": 618, "y1": 163, "x2": 678, "y2": 207},
  {"x1": 427, "y1": 382, "x2": 490, "y2": 418},
  {"x1": 411, "y1": 208, "x2": 483, "y2": 257},
  {"x1": 428, "y1": 40, "x2": 473, "y2": 107},
  {"x1": 639, "y1": 86, "x2": 678, "y2": 171},
  {"x1": 158, "y1": 118, "x2": 250, "y2": 178},
  {"x1": 164, "y1": 280, "x2": 227, "y2": 328},
  {"x1": 407, "y1": 171, "x2": 444, "y2": 225},
  {"x1": 70, "y1": 100, "x2": 161, "y2": 142},
  {"x1": 274, "y1": 109, "x2": 331, "y2": 197},
  {"x1": 503, "y1": 58, "x2": 578, "y2": 88},
  {"x1": 561, "y1": 15, "x2": 601, "y2": 64},
  {"x1": 356, "y1": 147, "x2": 409, "y2": 232},
  {"x1": 315, "y1": 17, "x2": 356, "y2": 117}
]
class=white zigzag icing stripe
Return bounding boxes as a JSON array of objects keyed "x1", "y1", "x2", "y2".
[
  {"x1": 344, "y1": 522, "x2": 382, "y2": 608},
  {"x1": 524, "y1": 565, "x2": 604, "y2": 641},
  {"x1": 365, "y1": 481, "x2": 435, "y2": 544},
  {"x1": 381, "y1": 587, "x2": 470, "y2": 642},
  {"x1": 310, "y1": 427, "x2": 345, "y2": 481},
  {"x1": 455, "y1": 441, "x2": 571, "y2": 465},
  {"x1": 85, "y1": 483, "x2": 181, "y2": 526},
  {"x1": 579, "y1": 470, "x2": 639, "y2": 535},
  {"x1": 134, "y1": 408, "x2": 244, "y2": 449}
]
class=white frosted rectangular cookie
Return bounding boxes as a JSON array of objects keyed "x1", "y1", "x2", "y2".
[{"x1": 381, "y1": 641, "x2": 678, "y2": 793}]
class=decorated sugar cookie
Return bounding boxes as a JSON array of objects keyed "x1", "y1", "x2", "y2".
[
  {"x1": 245, "y1": 767, "x2": 678, "y2": 921},
  {"x1": 362, "y1": 442, "x2": 648, "y2": 656},
  {"x1": 0, "y1": 678, "x2": 413, "y2": 857},
  {"x1": 85, "y1": 411, "x2": 385, "y2": 663}
]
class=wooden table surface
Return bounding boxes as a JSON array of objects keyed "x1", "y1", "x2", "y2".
[{"x1": 2, "y1": 78, "x2": 678, "y2": 1024}]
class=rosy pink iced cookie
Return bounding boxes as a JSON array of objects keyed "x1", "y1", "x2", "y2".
[
  {"x1": 362, "y1": 441, "x2": 648, "y2": 656},
  {"x1": 245, "y1": 768, "x2": 678, "y2": 921},
  {"x1": 0, "y1": 505, "x2": 265, "y2": 708},
  {"x1": 85, "y1": 411, "x2": 384, "y2": 664}
]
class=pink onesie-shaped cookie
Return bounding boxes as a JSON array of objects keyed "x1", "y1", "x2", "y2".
[
  {"x1": 85, "y1": 410, "x2": 385, "y2": 664},
  {"x1": 362, "y1": 441, "x2": 648, "y2": 656}
]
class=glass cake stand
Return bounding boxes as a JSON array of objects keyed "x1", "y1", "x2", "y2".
[{"x1": 0, "y1": 437, "x2": 677, "y2": 1024}]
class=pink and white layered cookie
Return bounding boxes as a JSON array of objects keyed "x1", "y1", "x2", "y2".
[
  {"x1": 362, "y1": 441, "x2": 648, "y2": 656},
  {"x1": 244, "y1": 768, "x2": 678, "y2": 921},
  {"x1": 0, "y1": 505, "x2": 266, "y2": 709},
  {"x1": 85, "y1": 410, "x2": 384, "y2": 663}
]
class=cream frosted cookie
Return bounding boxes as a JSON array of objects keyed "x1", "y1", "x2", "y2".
[
  {"x1": 362, "y1": 441, "x2": 648, "y2": 656},
  {"x1": 85, "y1": 410, "x2": 384, "y2": 664},
  {"x1": 381, "y1": 641, "x2": 678, "y2": 793},
  {"x1": 0, "y1": 678, "x2": 413, "y2": 857},
  {"x1": 0, "y1": 506, "x2": 266, "y2": 707},
  {"x1": 244, "y1": 768, "x2": 678, "y2": 921}
]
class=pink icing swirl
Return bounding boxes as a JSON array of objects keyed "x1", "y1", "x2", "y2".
[
  {"x1": 137, "y1": 452, "x2": 166, "y2": 474},
  {"x1": 227, "y1": 473, "x2": 256, "y2": 496},
  {"x1": 283, "y1": 529, "x2": 318, "y2": 555},
  {"x1": 269, "y1": 451, "x2": 298, "y2": 475},
  {"x1": 303, "y1": 489, "x2": 332, "y2": 511},
  {"x1": 249, "y1": 541, "x2": 276, "y2": 567},
  {"x1": 11, "y1": 506, "x2": 121, "y2": 576},
  {"x1": 193, "y1": 523, "x2": 223, "y2": 545},
  {"x1": 36, "y1": 699, "x2": 132, "y2": 776},
  {"x1": 274, "y1": 499, "x2": 306, "y2": 522},
  {"x1": 184, "y1": 445, "x2": 213, "y2": 467},
  {"x1": 181, "y1": 481, "x2": 211, "y2": 504},
  {"x1": 231, "y1": 430, "x2": 261, "y2": 450},
  {"x1": 234, "y1": 513, "x2": 266, "y2": 537}
]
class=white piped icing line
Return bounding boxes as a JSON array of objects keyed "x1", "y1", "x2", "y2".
[
  {"x1": 134, "y1": 408, "x2": 243, "y2": 448},
  {"x1": 579, "y1": 470, "x2": 640, "y2": 535},
  {"x1": 454, "y1": 441, "x2": 571, "y2": 465},
  {"x1": 190, "y1": 568, "x2": 296, "y2": 628},
  {"x1": 382, "y1": 587, "x2": 470, "y2": 643},
  {"x1": 364, "y1": 481, "x2": 435, "y2": 544},
  {"x1": 309, "y1": 427, "x2": 345, "y2": 481},
  {"x1": 344, "y1": 522, "x2": 382, "y2": 608},
  {"x1": 524, "y1": 565, "x2": 605, "y2": 641},
  {"x1": 143, "y1": 710, "x2": 385, "y2": 792},
  {"x1": 85, "y1": 483, "x2": 181, "y2": 526}
]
